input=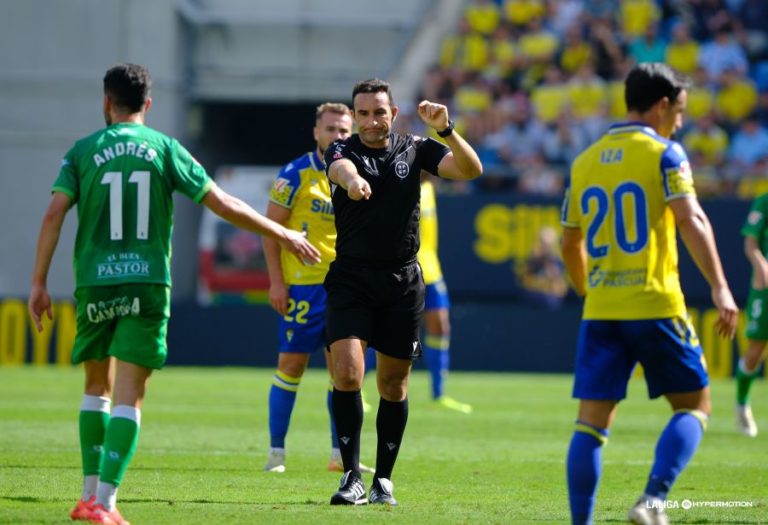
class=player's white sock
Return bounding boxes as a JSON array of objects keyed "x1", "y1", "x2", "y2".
[
  {"x1": 739, "y1": 357, "x2": 758, "y2": 375},
  {"x1": 96, "y1": 481, "x2": 118, "y2": 511},
  {"x1": 83, "y1": 474, "x2": 99, "y2": 501}
]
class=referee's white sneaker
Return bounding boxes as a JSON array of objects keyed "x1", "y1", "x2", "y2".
[
  {"x1": 369, "y1": 477, "x2": 397, "y2": 506},
  {"x1": 330, "y1": 471, "x2": 367, "y2": 505}
]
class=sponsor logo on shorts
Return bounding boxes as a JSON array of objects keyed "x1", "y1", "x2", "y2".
[{"x1": 86, "y1": 296, "x2": 140, "y2": 323}]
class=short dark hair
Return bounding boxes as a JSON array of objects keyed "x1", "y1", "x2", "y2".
[
  {"x1": 624, "y1": 63, "x2": 689, "y2": 113},
  {"x1": 103, "y1": 63, "x2": 151, "y2": 113},
  {"x1": 352, "y1": 78, "x2": 393, "y2": 106}
]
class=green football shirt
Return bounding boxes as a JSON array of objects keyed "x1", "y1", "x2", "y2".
[
  {"x1": 742, "y1": 194, "x2": 768, "y2": 261},
  {"x1": 53, "y1": 122, "x2": 213, "y2": 288}
]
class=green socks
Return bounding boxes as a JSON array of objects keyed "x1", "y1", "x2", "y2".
[
  {"x1": 99, "y1": 405, "x2": 141, "y2": 486},
  {"x1": 79, "y1": 395, "x2": 111, "y2": 477},
  {"x1": 736, "y1": 358, "x2": 760, "y2": 405}
]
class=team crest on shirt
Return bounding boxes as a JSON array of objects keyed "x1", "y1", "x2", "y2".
[
  {"x1": 748, "y1": 211, "x2": 763, "y2": 225},
  {"x1": 286, "y1": 329, "x2": 294, "y2": 342},
  {"x1": 395, "y1": 161, "x2": 409, "y2": 179}
]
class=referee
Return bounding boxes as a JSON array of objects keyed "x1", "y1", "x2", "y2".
[{"x1": 324, "y1": 78, "x2": 482, "y2": 505}]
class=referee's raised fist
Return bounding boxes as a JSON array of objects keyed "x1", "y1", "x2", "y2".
[{"x1": 417, "y1": 100, "x2": 449, "y2": 131}]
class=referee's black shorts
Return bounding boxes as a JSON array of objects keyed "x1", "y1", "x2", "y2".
[{"x1": 324, "y1": 257, "x2": 424, "y2": 360}]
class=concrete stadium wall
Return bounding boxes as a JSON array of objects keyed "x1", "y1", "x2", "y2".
[
  {"x1": 0, "y1": 0, "x2": 440, "y2": 302},
  {"x1": 0, "y1": 0, "x2": 198, "y2": 299}
]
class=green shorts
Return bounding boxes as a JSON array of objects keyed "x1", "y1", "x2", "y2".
[
  {"x1": 746, "y1": 288, "x2": 768, "y2": 341},
  {"x1": 72, "y1": 284, "x2": 171, "y2": 369}
]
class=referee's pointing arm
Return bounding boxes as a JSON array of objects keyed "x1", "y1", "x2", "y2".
[{"x1": 328, "y1": 158, "x2": 372, "y2": 201}]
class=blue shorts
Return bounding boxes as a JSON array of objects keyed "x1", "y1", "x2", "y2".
[
  {"x1": 425, "y1": 279, "x2": 450, "y2": 311},
  {"x1": 572, "y1": 318, "x2": 708, "y2": 400},
  {"x1": 277, "y1": 284, "x2": 326, "y2": 353}
]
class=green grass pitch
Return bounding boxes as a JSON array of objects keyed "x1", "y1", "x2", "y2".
[{"x1": 0, "y1": 366, "x2": 766, "y2": 524}]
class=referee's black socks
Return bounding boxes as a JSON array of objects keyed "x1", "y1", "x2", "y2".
[
  {"x1": 331, "y1": 388, "x2": 363, "y2": 477},
  {"x1": 375, "y1": 397, "x2": 409, "y2": 480}
]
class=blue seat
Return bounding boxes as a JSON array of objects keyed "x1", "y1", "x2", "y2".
[{"x1": 752, "y1": 61, "x2": 768, "y2": 92}]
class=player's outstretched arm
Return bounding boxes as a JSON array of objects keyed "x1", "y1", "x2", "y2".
[
  {"x1": 745, "y1": 235, "x2": 768, "y2": 290},
  {"x1": 561, "y1": 226, "x2": 587, "y2": 297},
  {"x1": 328, "y1": 158, "x2": 371, "y2": 201},
  {"x1": 29, "y1": 192, "x2": 72, "y2": 332},
  {"x1": 418, "y1": 100, "x2": 482, "y2": 181},
  {"x1": 670, "y1": 196, "x2": 738, "y2": 338},
  {"x1": 202, "y1": 184, "x2": 321, "y2": 265},
  {"x1": 263, "y1": 201, "x2": 291, "y2": 315}
]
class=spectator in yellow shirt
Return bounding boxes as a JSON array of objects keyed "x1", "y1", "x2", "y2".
[
  {"x1": 439, "y1": 17, "x2": 489, "y2": 73},
  {"x1": 559, "y1": 25, "x2": 593, "y2": 75},
  {"x1": 684, "y1": 113, "x2": 729, "y2": 167},
  {"x1": 518, "y1": 17, "x2": 559, "y2": 88},
  {"x1": 503, "y1": 0, "x2": 546, "y2": 29},
  {"x1": 465, "y1": 0, "x2": 501, "y2": 36},
  {"x1": 665, "y1": 23, "x2": 699, "y2": 75},
  {"x1": 454, "y1": 72, "x2": 494, "y2": 115},
  {"x1": 620, "y1": 0, "x2": 659, "y2": 39},
  {"x1": 686, "y1": 67, "x2": 716, "y2": 121},
  {"x1": 486, "y1": 23, "x2": 519, "y2": 81},
  {"x1": 681, "y1": 115, "x2": 726, "y2": 197},
  {"x1": 716, "y1": 69, "x2": 759, "y2": 129},
  {"x1": 531, "y1": 66, "x2": 569, "y2": 123},
  {"x1": 568, "y1": 64, "x2": 606, "y2": 120}
]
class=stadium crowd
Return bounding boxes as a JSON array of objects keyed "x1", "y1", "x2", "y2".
[{"x1": 395, "y1": 0, "x2": 768, "y2": 197}]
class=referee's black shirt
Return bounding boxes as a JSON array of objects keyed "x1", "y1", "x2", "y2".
[{"x1": 325, "y1": 133, "x2": 449, "y2": 266}]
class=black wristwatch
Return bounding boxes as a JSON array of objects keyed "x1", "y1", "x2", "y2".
[{"x1": 436, "y1": 119, "x2": 455, "y2": 138}]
